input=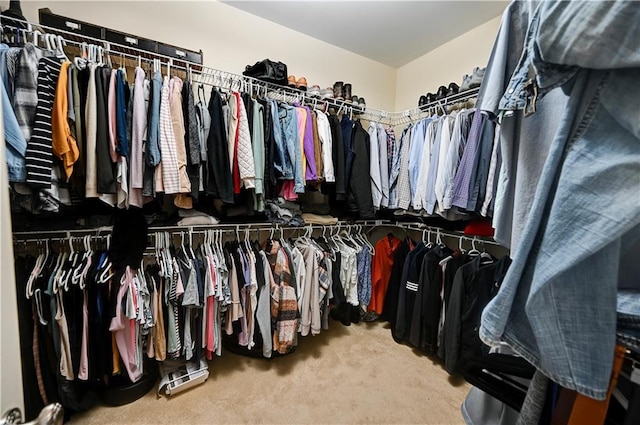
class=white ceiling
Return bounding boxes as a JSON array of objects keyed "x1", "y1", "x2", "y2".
[{"x1": 222, "y1": 0, "x2": 508, "y2": 68}]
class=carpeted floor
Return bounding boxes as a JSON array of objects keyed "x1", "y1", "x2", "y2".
[{"x1": 71, "y1": 321, "x2": 469, "y2": 424}]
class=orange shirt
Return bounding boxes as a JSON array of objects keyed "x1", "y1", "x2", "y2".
[
  {"x1": 368, "y1": 234, "x2": 402, "y2": 314},
  {"x1": 51, "y1": 61, "x2": 79, "y2": 180}
]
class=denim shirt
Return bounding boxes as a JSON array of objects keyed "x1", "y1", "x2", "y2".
[
  {"x1": 480, "y1": 0, "x2": 640, "y2": 400},
  {"x1": 279, "y1": 104, "x2": 304, "y2": 193},
  {"x1": 2, "y1": 80, "x2": 27, "y2": 182},
  {"x1": 269, "y1": 100, "x2": 289, "y2": 180}
]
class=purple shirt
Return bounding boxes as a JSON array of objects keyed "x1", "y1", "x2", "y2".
[{"x1": 303, "y1": 106, "x2": 317, "y2": 181}]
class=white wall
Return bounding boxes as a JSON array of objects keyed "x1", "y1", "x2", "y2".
[
  {"x1": 0, "y1": 85, "x2": 23, "y2": 416},
  {"x1": 18, "y1": 1, "x2": 397, "y2": 110},
  {"x1": 395, "y1": 16, "x2": 501, "y2": 111}
]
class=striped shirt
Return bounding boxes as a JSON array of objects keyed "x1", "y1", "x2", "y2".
[
  {"x1": 25, "y1": 57, "x2": 62, "y2": 188},
  {"x1": 159, "y1": 76, "x2": 180, "y2": 194}
]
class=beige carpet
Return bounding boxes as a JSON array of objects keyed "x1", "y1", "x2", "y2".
[{"x1": 71, "y1": 321, "x2": 470, "y2": 424}]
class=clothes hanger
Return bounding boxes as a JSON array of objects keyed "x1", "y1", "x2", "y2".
[
  {"x1": 357, "y1": 224, "x2": 375, "y2": 255},
  {"x1": 26, "y1": 240, "x2": 48, "y2": 299},
  {"x1": 56, "y1": 35, "x2": 69, "y2": 61},
  {"x1": 467, "y1": 237, "x2": 481, "y2": 257},
  {"x1": 33, "y1": 288, "x2": 48, "y2": 326},
  {"x1": 43, "y1": 33, "x2": 53, "y2": 51},
  {"x1": 77, "y1": 235, "x2": 94, "y2": 289},
  {"x1": 188, "y1": 228, "x2": 197, "y2": 259},
  {"x1": 52, "y1": 250, "x2": 69, "y2": 294}
]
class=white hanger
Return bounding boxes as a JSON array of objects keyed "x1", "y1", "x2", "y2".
[
  {"x1": 31, "y1": 29, "x2": 42, "y2": 47},
  {"x1": 44, "y1": 33, "x2": 53, "y2": 51},
  {"x1": 57, "y1": 35, "x2": 69, "y2": 60},
  {"x1": 26, "y1": 240, "x2": 49, "y2": 299}
]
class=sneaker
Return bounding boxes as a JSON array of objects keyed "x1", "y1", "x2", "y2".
[
  {"x1": 460, "y1": 74, "x2": 472, "y2": 92},
  {"x1": 296, "y1": 77, "x2": 308, "y2": 91},
  {"x1": 362, "y1": 311, "x2": 379, "y2": 322},
  {"x1": 469, "y1": 67, "x2": 485, "y2": 89},
  {"x1": 308, "y1": 84, "x2": 321, "y2": 97},
  {"x1": 320, "y1": 87, "x2": 334, "y2": 99},
  {"x1": 288, "y1": 75, "x2": 296, "y2": 88}
]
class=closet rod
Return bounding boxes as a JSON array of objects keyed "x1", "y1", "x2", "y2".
[
  {"x1": 0, "y1": 17, "x2": 204, "y2": 69},
  {"x1": 196, "y1": 65, "x2": 395, "y2": 125},
  {"x1": 401, "y1": 223, "x2": 502, "y2": 246},
  {"x1": 2, "y1": 17, "x2": 479, "y2": 126},
  {"x1": 2, "y1": 23, "x2": 196, "y2": 75},
  {"x1": 2, "y1": 17, "x2": 395, "y2": 124},
  {"x1": 11, "y1": 220, "x2": 500, "y2": 246}
]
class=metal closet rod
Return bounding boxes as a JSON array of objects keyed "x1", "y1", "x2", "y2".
[
  {"x1": 1, "y1": 17, "x2": 203, "y2": 69},
  {"x1": 11, "y1": 219, "x2": 501, "y2": 246},
  {"x1": 2, "y1": 17, "x2": 478, "y2": 126},
  {"x1": 401, "y1": 223, "x2": 502, "y2": 247},
  {"x1": 11, "y1": 220, "x2": 385, "y2": 240}
]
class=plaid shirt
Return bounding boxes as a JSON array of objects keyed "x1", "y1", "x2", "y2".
[
  {"x1": 395, "y1": 125, "x2": 413, "y2": 210},
  {"x1": 13, "y1": 43, "x2": 51, "y2": 141},
  {"x1": 452, "y1": 109, "x2": 485, "y2": 208}
]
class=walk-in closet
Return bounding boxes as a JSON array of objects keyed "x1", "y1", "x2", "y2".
[{"x1": 1, "y1": 1, "x2": 638, "y2": 424}]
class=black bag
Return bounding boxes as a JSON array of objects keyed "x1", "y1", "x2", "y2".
[{"x1": 243, "y1": 59, "x2": 288, "y2": 86}]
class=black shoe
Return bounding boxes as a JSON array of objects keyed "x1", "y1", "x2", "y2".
[
  {"x1": 447, "y1": 82, "x2": 460, "y2": 97},
  {"x1": 425, "y1": 92, "x2": 436, "y2": 104},
  {"x1": 343, "y1": 83, "x2": 352, "y2": 101},
  {"x1": 333, "y1": 81, "x2": 344, "y2": 100},
  {"x1": 418, "y1": 95, "x2": 427, "y2": 108},
  {"x1": 436, "y1": 85, "x2": 448, "y2": 100},
  {"x1": 350, "y1": 305, "x2": 361, "y2": 324}
]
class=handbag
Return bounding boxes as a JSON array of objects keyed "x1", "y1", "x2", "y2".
[{"x1": 243, "y1": 59, "x2": 288, "y2": 86}]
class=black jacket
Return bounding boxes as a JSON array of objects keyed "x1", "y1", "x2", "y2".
[
  {"x1": 95, "y1": 66, "x2": 115, "y2": 194},
  {"x1": 347, "y1": 121, "x2": 374, "y2": 219},
  {"x1": 443, "y1": 255, "x2": 511, "y2": 374},
  {"x1": 205, "y1": 89, "x2": 234, "y2": 203}
]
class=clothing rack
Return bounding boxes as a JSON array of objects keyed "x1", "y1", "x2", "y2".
[
  {"x1": 12, "y1": 219, "x2": 502, "y2": 248},
  {"x1": 1, "y1": 17, "x2": 480, "y2": 127}
]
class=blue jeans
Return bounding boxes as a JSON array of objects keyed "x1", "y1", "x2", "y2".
[{"x1": 279, "y1": 104, "x2": 304, "y2": 193}]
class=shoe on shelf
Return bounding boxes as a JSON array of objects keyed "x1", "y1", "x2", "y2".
[
  {"x1": 447, "y1": 82, "x2": 460, "y2": 97},
  {"x1": 469, "y1": 67, "x2": 485, "y2": 89},
  {"x1": 418, "y1": 95, "x2": 427, "y2": 108},
  {"x1": 436, "y1": 85, "x2": 448, "y2": 100},
  {"x1": 460, "y1": 74, "x2": 472, "y2": 92},
  {"x1": 350, "y1": 95, "x2": 359, "y2": 109},
  {"x1": 333, "y1": 81, "x2": 344, "y2": 100},
  {"x1": 288, "y1": 75, "x2": 296, "y2": 88},
  {"x1": 425, "y1": 92, "x2": 436, "y2": 104},
  {"x1": 343, "y1": 83, "x2": 352, "y2": 101},
  {"x1": 358, "y1": 97, "x2": 366, "y2": 111},
  {"x1": 308, "y1": 84, "x2": 321, "y2": 97},
  {"x1": 296, "y1": 77, "x2": 308, "y2": 91},
  {"x1": 321, "y1": 87, "x2": 334, "y2": 99}
]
